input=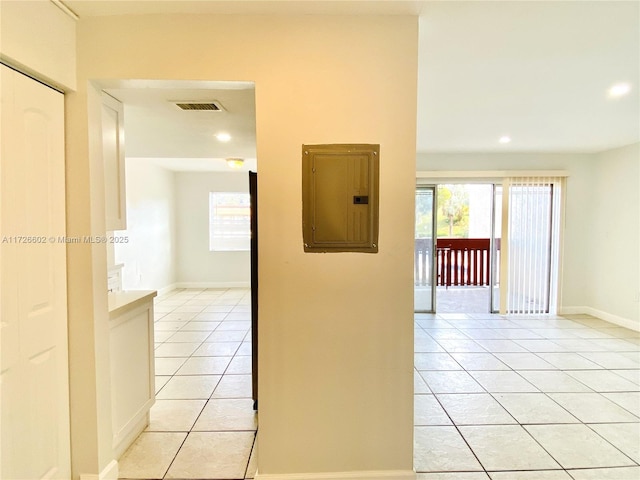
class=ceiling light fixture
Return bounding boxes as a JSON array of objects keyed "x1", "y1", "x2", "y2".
[
  {"x1": 499, "y1": 136, "x2": 511, "y2": 144},
  {"x1": 608, "y1": 83, "x2": 631, "y2": 98},
  {"x1": 226, "y1": 158, "x2": 244, "y2": 169},
  {"x1": 216, "y1": 132, "x2": 232, "y2": 142}
]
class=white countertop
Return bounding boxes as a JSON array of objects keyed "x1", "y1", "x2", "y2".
[{"x1": 108, "y1": 290, "x2": 157, "y2": 319}]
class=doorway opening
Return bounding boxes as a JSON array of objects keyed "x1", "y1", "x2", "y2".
[
  {"x1": 415, "y1": 184, "x2": 499, "y2": 313},
  {"x1": 95, "y1": 79, "x2": 259, "y2": 477}
]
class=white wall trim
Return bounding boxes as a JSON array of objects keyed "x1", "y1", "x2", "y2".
[
  {"x1": 255, "y1": 470, "x2": 416, "y2": 480},
  {"x1": 559, "y1": 306, "x2": 590, "y2": 316},
  {"x1": 417, "y1": 170, "x2": 569, "y2": 179},
  {"x1": 559, "y1": 306, "x2": 640, "y2": 332},
  {"x1": 50, "y1": 0, "x2": 79, "y2": 20},
  {"x1": 175, "y1": 281, "x2": 251, "y2": 289},
  {"x1": 79, "y1": 460, "x2": 118, "y2": 480}
]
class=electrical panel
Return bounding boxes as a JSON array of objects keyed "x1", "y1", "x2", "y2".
[{"x1": 302, "y1": 144, "x2": 379, "y2": 253}]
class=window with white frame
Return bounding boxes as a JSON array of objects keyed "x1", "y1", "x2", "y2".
[{"x1": 209, "y1": 192, "x2": 251, "y2": 251}]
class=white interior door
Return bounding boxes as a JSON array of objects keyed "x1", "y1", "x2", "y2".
[{"x1": 1, "y1": 65, "x2": 70, "y2": 479}]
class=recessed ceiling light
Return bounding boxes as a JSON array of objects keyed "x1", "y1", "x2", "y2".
[
  {"x1": 499, "y1": 136, "x2": 511, "y2": 144},
  {"x1": 608, "y1": 83, "x2": 631, "y2": 98},
  {"x1": 215, "y1": 132, "x2": 231, "y2": 142}
]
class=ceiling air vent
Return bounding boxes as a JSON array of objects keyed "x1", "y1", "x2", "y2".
[{"x1": 173, "y1": 101, "x2": 225, "y2": 112}]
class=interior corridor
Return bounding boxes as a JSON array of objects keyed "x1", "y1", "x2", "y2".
[
  {"x1": 118, "y1": 288, "x2": 257, "y2": 479},
  {"x1": 118, "y1": 288, "x2": 640, "y2": 479}
]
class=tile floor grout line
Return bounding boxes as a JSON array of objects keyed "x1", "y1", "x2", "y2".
[
  {"x1": 160, "y1": 431, "x2": 191, "y2": 480},
  {"x1": 582, "y1": 422, "x2": 640, "y2": 467},
  {"x1": 425, "y1": 387, "x2": 490, "y2": 476},
  {"x1": 513, "y1": 407, "x2": 572, "y2": 472},
  {"x1": 243, "y1": 434, "x2": 258, "y2": 480},
  {"x1": 439, "y1": 329, "x2": 564, "y2": 474}
]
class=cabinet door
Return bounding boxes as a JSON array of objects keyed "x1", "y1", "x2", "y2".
[
  {"x1": 110, "y1": 303, "x2": 155, "y2": 457},
  {"x1": 1, "y1": 64, "x2": 70, "y2": 480},
  {"x1": 102, "y1": 93, "x2": 126, "y2": 231}
]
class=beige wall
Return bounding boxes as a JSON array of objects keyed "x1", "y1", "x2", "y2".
[
  {"x1": 115, "y1": 159, "x2": 177, "y2": 292},
  {"x1": 115, "y1": 167, "x2": 253, "y2": 291},
  {"x1": 69, "y1": 14, "x2": 418, "y2": 477},
  {"x1": 589, "y1": 143, "x2": 640, "y2": 326},
  {"x1": 0, "y1": 0, "x2": 76, "y2": 90},
  {"x1": 175, "y1": 172, "x2": 251, "y2": 287}
]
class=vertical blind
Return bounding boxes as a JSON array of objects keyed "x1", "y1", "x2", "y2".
[{"x1": 506, "y1": 177, "x2": 562, "y2": 314}]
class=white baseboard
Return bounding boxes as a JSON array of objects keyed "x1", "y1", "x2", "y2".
[
  {"x1": 175, "y1": 281, "x2": 251, "y2": 289},
  {"x1": 157, "y1": 283, "x2": 178, "y2": 296},
  {"x1": 79, "y1": 459, "x2": 118, "y2": 480},
  {"x1": 156, "y1": 281, "x2": 250, "y2": 297},
  {"x1": 558, "y1": 306, "x2": 586, "y2": 315},
  {"x1": 112, "y1": 407, "x2": 151, "y2": 459},
  {"x1": 255, "y1": 470, "x2": 416, "y2": 480},
  {"x1": 559, "y1": 306, "x2": 640, "y2": 332}
]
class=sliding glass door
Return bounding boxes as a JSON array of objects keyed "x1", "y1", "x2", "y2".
[
  {"x1": 414, "y1": 187, "x2": 436, "y2": 312},
  {"x1": 415, "y1": 177, "x2": 563, "y2": 315},
  {"x1": 490, "y1": 185, "x2": 502, "y2": 313}
]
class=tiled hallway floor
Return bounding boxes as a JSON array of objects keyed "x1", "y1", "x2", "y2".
[
  {"x1": 118, "y1": 288, "x2": 257, "y2": 480},
  {"x1": 118, "y1": 288, "x2": 640, "y2": 480}
]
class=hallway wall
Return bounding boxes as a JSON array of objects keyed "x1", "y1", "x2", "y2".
[
  {"x1": 114, "y1": 166, "x2": 250, "y2": 291},
  {"x1": 589, "y1": 142, "x2": 640, "y2": 326},
  {"x1": 175, "y1": 171, "x2": 250, "y2": 287},
  {"x1": 69, "y1": 13, "x2": 418, "y2": 478},
  {"x1": 114, "y1": 159, "x2": 177, "y2": 292}
]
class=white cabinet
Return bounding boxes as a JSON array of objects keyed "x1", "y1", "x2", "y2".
[
  {"x1": 102, "y1": 93, "x2": 127, "y2": 231},
  {"x1": 108, "y1": 291, "x2": 156, "y2": 458}
]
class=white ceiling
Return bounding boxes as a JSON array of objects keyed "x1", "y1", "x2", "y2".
[
  {"x1": 105, "y1": 81, "x2": 257, "y2": 172},
  {"x1": 69, "y1": 0, "x2": 640, "y2": 169},
  {"x1": 418, "y1": 1, "x2": 640, "y2": 153}
]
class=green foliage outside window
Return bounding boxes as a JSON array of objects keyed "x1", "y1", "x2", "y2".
[
  {"x1": 415, "y1": 185, "x2": 470, "y2": 239},
  {"x1": 438, "y1": 185, "x2": 469, "y2": 238}
]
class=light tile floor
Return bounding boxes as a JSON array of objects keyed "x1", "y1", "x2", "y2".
[
  {"x1": 118, "y1": 289, "x2": 640, "y2": 480},
  {"x1": 118, "y1": 288, "x2": 257, "y2": 480},
  {"x1": 415, "y1": 311, "x2": 640, "y2": 480}
]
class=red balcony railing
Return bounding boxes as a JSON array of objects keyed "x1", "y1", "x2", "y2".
[{"x1": 415, "y1": 238, "x2": 500, "y2": 287}]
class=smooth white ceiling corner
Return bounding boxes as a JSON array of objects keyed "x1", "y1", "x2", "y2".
[{"x1": 417, "y1": 1, "x2": 639, "y2": 153}]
